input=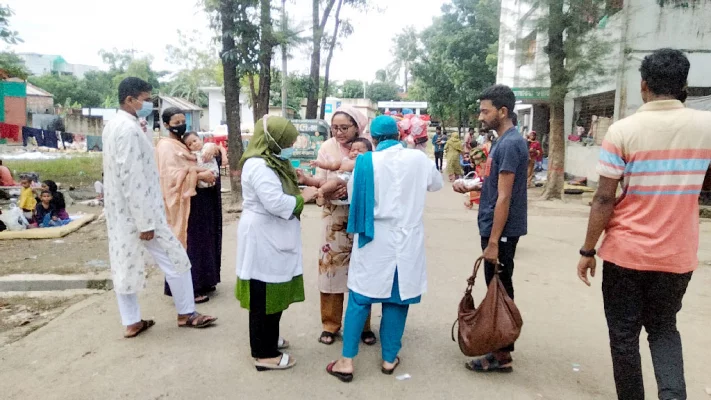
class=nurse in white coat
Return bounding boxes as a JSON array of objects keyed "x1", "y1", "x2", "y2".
[
  {"x1": 236, "y1": 116, "x2": 318, "y2": 371},
  {"x1": 326, "y1": 116, "x2": 443, "y2": 382}
]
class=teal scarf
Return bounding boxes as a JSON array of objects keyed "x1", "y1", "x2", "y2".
[{"x1": 347, "y1": 140, "x2": 401, "y2": 248}]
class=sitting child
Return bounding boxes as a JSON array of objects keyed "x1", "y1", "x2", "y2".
[
  {"x1": 179, "y1": 132, "x2": 219, "y2": 198},
  {"x1": 308, "y1": 138, "x2": 373, "y2": 205},
  {"x1": 34, "y1": 190, "x2": 67, "y2": 228},
  {"x1": 41, "y1": 180, "x2": 70, "y2": 220},
  {"x1": 18, "y1": 177, "x2": 37, "y2": 222}
]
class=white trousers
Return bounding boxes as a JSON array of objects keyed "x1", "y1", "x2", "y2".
[{"x1": 115, "y1": 238, "x2": 195, "y2": 326}]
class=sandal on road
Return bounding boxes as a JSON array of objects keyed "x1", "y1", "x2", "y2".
[
  {"x1": 124, "y1": 319, "x2": 155, "y2": 338},
  {"x1": 194, "y1": 295, "x2": 209, "y2": 304},
  {"x1": 178, "y1": 312, "x2": 217, "y2": 329},
  {"x1": 326, "y1": 361, "x2": 353, "y2": 383},
  {"x1": 381, "y1": 356, "x2": 401, "y2": 375},
  {"x1": 255, "y1": 353, "x2": 296, "y2": 372},
  {"x1": 278, "y1": 337, "x2": 290, "y2": 350},
  {"x1": 361, "y1": 331, "x2": 377, "y2": 346},
  {"x1": 318, "y1": 331, "x2": 337, "y2": 345},
  {"x1": 465, "y1": 353, "x2": 513, "y2": 373}
]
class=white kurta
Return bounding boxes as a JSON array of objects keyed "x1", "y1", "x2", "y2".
[
  {"x1": 348, "y1": 145, "x2": 443, "y2": 300},
  {"x1": 236, "y1": 158, "x2": 303, "y2": 283},
  {"x1": 103, "y1": 110, "x2": 191, "y2": 294}
]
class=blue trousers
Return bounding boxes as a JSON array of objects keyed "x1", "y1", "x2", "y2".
[{"x1": 341, "y1": 271, "x2": 418, "y2": 363}]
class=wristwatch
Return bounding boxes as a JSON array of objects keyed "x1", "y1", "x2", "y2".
[{"x1": 579, "y1": 248, "x2": 597, "y2": 258}]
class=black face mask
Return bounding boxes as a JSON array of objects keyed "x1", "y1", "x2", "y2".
[{"x1": 169, "y1": 124, "x2": 187, "y2": 136}]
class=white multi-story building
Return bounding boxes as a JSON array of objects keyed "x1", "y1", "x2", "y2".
[
  {"x1": 17, "y1": 53, "x2": 99, "y2": 78},
  {"x1": 496, "y1": 0, "x2": 711, "y2": 183}
]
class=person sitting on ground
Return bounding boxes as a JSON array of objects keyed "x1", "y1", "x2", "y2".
[
  {"x1": 0, "y1": 159, "x2": 15, "y2": 187},
  {"x1": 41, "y1": 180, "x2": 70, "y2": 220},
  {"x1": 95, "y1": 173, "x2": 104, "y2": 201},
  {"x1": 33, "y1": 190, "x2": 66, "y2": 228},
  {"x1": 178, "y1": 132, "x2": 218, "y2": 198},
  {"x1": 308, "y1": 137, "x2": 373, "y2": 205},
  {"x1": 18, "y1": 177, "x2": 37, "y2": 222}
]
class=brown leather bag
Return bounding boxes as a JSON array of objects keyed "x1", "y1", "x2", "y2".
[{"x1": 451, "y1": 256, "x2": 523, "y2": 357}]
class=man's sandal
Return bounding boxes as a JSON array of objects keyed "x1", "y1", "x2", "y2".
[
  {"x1": 178, "y1": 312, "x2": 217, "y2": 328},
  {"x1": 124, "y1": 320, "x2": 155, "y2": 338}
]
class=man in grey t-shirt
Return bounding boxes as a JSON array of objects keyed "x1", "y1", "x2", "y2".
[{"x1": 454, "y1": 84, "x2": 529, "y2": 373}]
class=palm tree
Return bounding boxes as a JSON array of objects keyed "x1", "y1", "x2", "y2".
[{"x1": 389, "y1": 26, "x2": 418, "y2": 92}]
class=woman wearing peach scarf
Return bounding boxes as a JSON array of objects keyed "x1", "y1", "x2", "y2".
[{"x1": 298, "y1": 105, "x2": 377, "y2": 346}]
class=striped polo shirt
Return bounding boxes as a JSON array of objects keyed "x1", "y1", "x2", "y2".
[{"x1": 597, "y1": 100, "x2": 711, "y2": 273}]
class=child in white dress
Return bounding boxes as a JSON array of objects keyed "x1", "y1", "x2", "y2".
[
  {"x1": 309, "y1": 138, "x2": 372, "y2": 205},
  {"x1": 179, "y1": 132, "x2": 220, "y2": 198}
]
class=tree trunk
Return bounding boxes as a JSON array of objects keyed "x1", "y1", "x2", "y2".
[
  {"x1": 281, "y1": 0, "x2": 288, "y2": 118},
  {"x1": 249, "y1": 74, "x2": 258, "y2": 122},
  {"x1": 255, "y1": 0, "x2": 273, "y2": 120},
  {"x1": 541, "y1": 0, "x2": 567, "y2": 200},
  {"x1": 319, "y1": 0, "x2": 344, "y2": 121},
  {"x1": 404, "y1": 61, "x2": 409, "y2": 93},
  {"x1": 220, "y1": 0, "x2": 244, "y2": 205},
  {"x1": 306, "y1": 0, "x2": 337, "y2": 119}
]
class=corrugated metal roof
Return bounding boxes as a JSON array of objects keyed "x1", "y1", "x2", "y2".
[
  {"x1": 160, "y1": 95, "x2": 203, "y2": 111},
  {"x1": 26, "y1": 82, "x2": 53, "y2": 97}
]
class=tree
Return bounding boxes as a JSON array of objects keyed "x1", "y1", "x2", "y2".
[
  {"x1": 319, "y1": 0, "x2": 344, "y2": 120},
  {"x1": 540, "y1": 0, "x2": 613, "y2": 200},
  {"x1": 389, "y1": 26, "x2": 418, "y2": 92},
  {"x1": 0, "y1": 5, "x2": 21, "y2": 45},
  {"x1": 163, "y1": 30, "x2": 222, "y2": 107},
  {"x1": 99, "y1": 48, "x2": 134, "y2": 72},
  {"x1": 250, "y1": 0, "x2": 276, "y2": 120},
  {"x1": 341, "y1": 79, "x2": 365, "y2": 98},
  {"x1": 214, "y1": 0, "x2": 249, "y2": 205},
  {"x1": 0, "y1": 51, "x2": 29, "y2": 79},
  {"x1": 411, "y1": 0, "x2": 500, "y2": 125},
  {"x1": 306, "y1": 0, "x2": 337, "y2": 119},
  {"x1": 366, "y1": 82, "x2": 400, "y2": 103}
]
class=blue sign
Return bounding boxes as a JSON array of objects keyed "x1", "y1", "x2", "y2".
[
  {"x1": 324, "y1": 104, "x2": 333, "y2": 113},
  {"x1": 336, "y1": 101, "x2": 342, "y2": 108}
]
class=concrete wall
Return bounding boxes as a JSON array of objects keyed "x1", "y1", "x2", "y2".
[
  {"x1": 566, "y1": 143, "x2": 601, "y2": 184},
  {"x1": 64, "y1": 112, "x2": 104, "y2": 136},
  {"x1": 26, "y1": 96, "x2": 54, "y2": 114}
]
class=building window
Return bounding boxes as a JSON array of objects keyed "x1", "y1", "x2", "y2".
[
  {"x1": 572, "y1": 90, "x2": 616, "y2": 145},
  {"x1": 517, "y1": 32, "x2": 537, "y2": 67}
]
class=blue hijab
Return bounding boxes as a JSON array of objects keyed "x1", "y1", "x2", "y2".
[{"x1": 347, "y1": 116, "x2": 401, "y2": 248}]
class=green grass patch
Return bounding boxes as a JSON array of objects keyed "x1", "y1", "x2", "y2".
[{"x1": 4, "y1": 154, "x2": 103, "y2": 188}]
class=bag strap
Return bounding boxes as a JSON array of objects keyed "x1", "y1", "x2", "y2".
[{"x1": 465, "y1": 256, "x2": 485, "y2": 293}]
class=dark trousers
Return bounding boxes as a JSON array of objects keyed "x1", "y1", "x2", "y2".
[
  {"x1": 249, "y1": 279, "x2": 283, "y2": 359},
  {"x1": 602, "y1": 262, "x2": 692, "y2": 400},
  {"x1": 434, "y1": 151, "x2": 444, "y2": 171},
  {"x1": 480, "y1": 236, "x2": 519, "y2": 353}
]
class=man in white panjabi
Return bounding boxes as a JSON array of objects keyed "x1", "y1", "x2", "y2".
[
  {"x1": 102, "y1": 77, "x2": 216, "y2": 338},
  {"x1": 326, "y1": 115, "x2": 443, "y2": 382}
]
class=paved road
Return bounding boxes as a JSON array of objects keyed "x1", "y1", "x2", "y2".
[{"x1": 2, "y1": 185, "x2": 710, "y2": 400}]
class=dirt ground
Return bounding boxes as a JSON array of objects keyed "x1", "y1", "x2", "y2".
[{"x1": 0, "y1": 183, "x2": 709, "y2": 399}]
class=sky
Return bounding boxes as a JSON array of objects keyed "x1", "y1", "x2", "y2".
[{"x1": 5, "y1": 0, "x2": 448, "y2": 83}]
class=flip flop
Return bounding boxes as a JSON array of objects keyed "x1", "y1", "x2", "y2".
[
  {"x1": 326, "y1": 361, "x2": 353, "y2": 383},
  {"x1": 255, "y1": 353, "x2": 296, "y2": 372},
  {"x1": 361, "y1": 331, "x2": 377, "y2": 346},
  {"x1": 124, "y1": 319, "x2": 155, "y2": 339},
  {"x1": 318, "y1": 331, "x2": 336, "y2": 345},
  {"x1": 381, "y1": 356, "x2": 401, "y2": 375},
  {"x1": 178, "y1": 312, "x2": 217, "y2": 329},
  {"x1": 195, "y1": 295, "x2": 210, "y2": 304}
]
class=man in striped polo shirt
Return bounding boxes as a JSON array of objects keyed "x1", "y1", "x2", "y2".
[{"x1": 577, "y1": 49, "x2": 711, "y2": 400}]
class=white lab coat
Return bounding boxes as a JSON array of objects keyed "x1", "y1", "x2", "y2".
[
  {"x1": 103, "y1": 110, "x2": 191, "y2": 294},
  {"x1": 347, "y1": 144, "x2": 443, "y2": 300},
  {"x1": 236, "y1": 158, "x2": 303, "y2": 283}
]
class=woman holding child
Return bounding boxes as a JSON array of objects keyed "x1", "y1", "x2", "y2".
[
  {"x1": 155, "y1": 107, "x2": 222, "y2": 304},
  {"x1": 298, "y1": 105, "x2": 378, "y2": 346}
]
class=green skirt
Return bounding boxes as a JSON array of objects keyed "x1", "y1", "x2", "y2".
[{"x1": 235, "y1": 275, "x2": 305, "y2": 315}]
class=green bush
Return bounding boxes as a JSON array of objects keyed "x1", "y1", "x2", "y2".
[{"x1": 4, "y1": 154, "x2": 103, "y2": 188}]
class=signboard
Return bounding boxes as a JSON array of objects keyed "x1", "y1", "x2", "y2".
[
  {"x1": 324, "y1": 104, "x2": 333, "y2": 113},
  {"x1": 378, "y1": 101, "x2": 428, "y2": 109},
  {"x1": 291, "y1": 119, "x2": 330, "y2": 175},
  {"x1": 512, "y1": 87, "x2": 550, "y2": 100}
]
